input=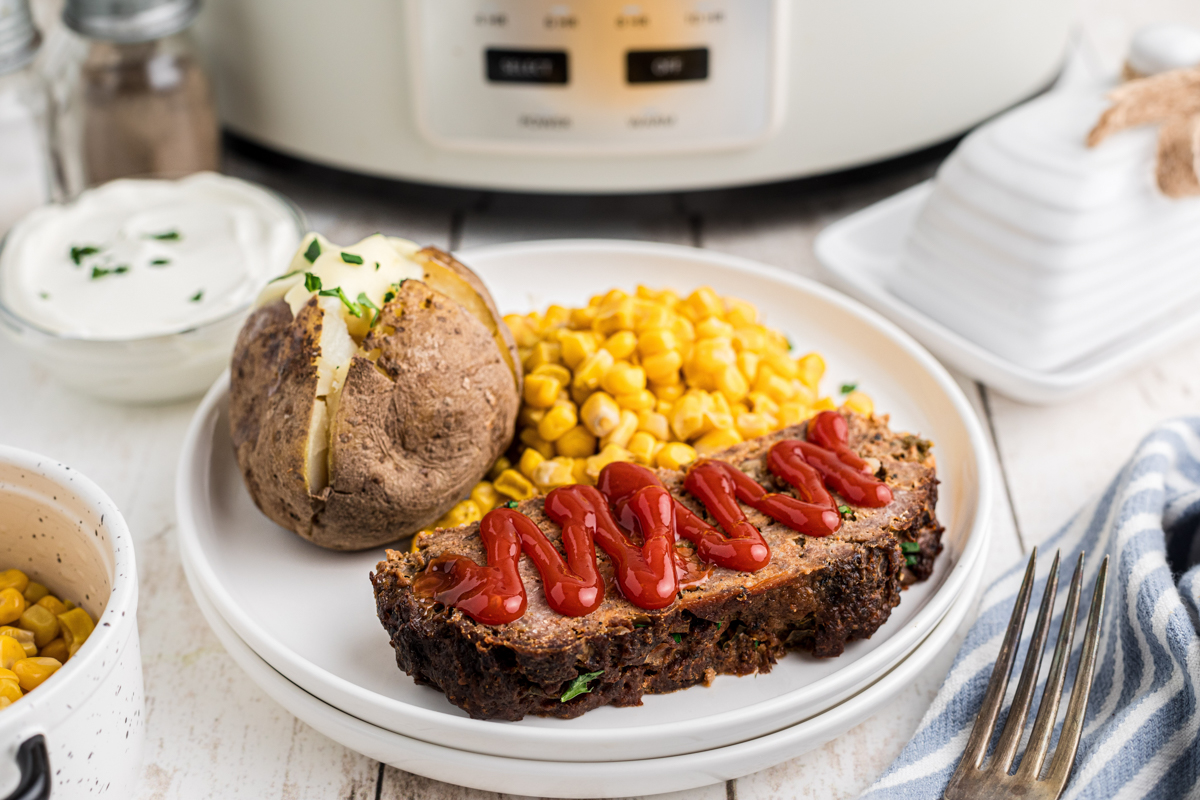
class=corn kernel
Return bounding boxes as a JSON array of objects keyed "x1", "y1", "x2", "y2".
[
  {"x1": 756, "y1": 370, "x2": 798, "y2": 403},
  {"x1": 569, "y1": 306, "x2": 597, "y2": 330},
  {"x1": 636, "y1": 410, "x2": 671, "y2": 441},
  {"x1": 39, "y1": 639, "x2": 68, "y2": 663},
  {"x1": 580, "y1": 392, "x2": 622, "y2": 437},
  {"x1": 626, "y1": 432, "x2": 659, "y2": 465},
  {"x1": 531, "y1": 363, "x2": 572, "y2": 386},
  {"x1": 56, "y1": 607, "x2": 94, "y2": 658},
  {"x1": 494, "y1": 469, "x2": 537, "y2": 501},
  {"x1": 641, "y1": 350, "x2": 683, "y2": 383},
  {"x1": 519, "y1": 428, "x2": 556, "y2": 459},
  {"x1": 560, "y1": 330, "x2": 597, "y2": 369},
  {"x1": 655, "y1": 399, "x2": 675, "y2": 416},
  {"x1": 670, "y1": 315, "x2": 695, "y2": 343},
  {"x1": 555, "y1": 425, "x2": 598, "y2": 458},
  {"x1": 0, "y1": 637, "x2": 24, "y2": 670},
  {"x1": 518, "y1": 447, "x2": 546, "y2": 479},
  {"x1": 690, "y1": 338, "x2": 737, "y2": 373},
  {"x1": 797, "y1": 352, "x2": 825, "y2": 388},
  {"x1": 525, "y1": 341, "x2": 562, "y2": 371},
  {"x1": 813, "y1": 396, "x2": 837, "y2": 412},
  {"x1": 572, "y1": 349, "x2": 615, "y2": 391},
  {"x1": 657, "y1": 442, "x2": 698, "y2": 470},
  {"x1": 524, "y1": 374, "x2": 562, "y2": 408},
  {"x1": 21, "y1": 583, "x2": 47, "y2": 605},
  {"x1": 737, "y1": 351, "x2": 760, "y2": 383},
  {"x1": 714, "y1": 364, "x2": 749, "y2": 403},
  {"x1": 571, "y1": 457, "x2": 592, "y2": 485},
  {"x1": 844, "y1": 391, "x2": 874, "y2": 417},
  {"x1": 615, "y1": 389, "x2": 656, "y2": 411},
  {"x1": 684, "y1": 287, "x2": 724, "y2": 320},
  {"x1": 35, "y1": 597, "x2": 66, "y2": 617},
  {"x1": 570, "y1": 384, "x2": 593, "y2": 407},
  {"x1": 17, "y1": 605, "x2": 58, "y2": 648},
  {"x1": 13, "y1": 658, "x2": 60, "y2": 692},
  {"x1": 541, "y1": 304, "x2": 571, "y2": 331},
  {"x1": 595, "y1": 297, "x2": 635, "y2": 334},
  {"x1": 633, "y1": 302, "x2": 672, "y2": 332},
  {"x1": 747, "y1": 392, "x2": 779, "y2": 415},
  {"x1": 0, "y1": 590, "x2": 24, "y2": 627},
  {"x1": 470, "y1": 482, "x2": 500, "y2": 514},
  {"x1": 777, "y1": 402, "x2": 809, "y2": 427},
  {"x1": 601, "y1": 362, "x2": 647, "y2": 396},
  {"x1": 0, "y1": 572, "x2": 26, "y2": 598},
  {"x1": 763, "y1": 350, "x2": 800, "y2": 380},
  {"x1": 503, "y1": 315, "x2": 540, "y2": 348},
  {"x1": 735, "y1": 412, "x2": 773, "y2": 440},
  {"x1": 637, "y1": 329, "x2": 676, "y2": 357},
  {"x1": 487, "y1": 455, "x2": 512, "y2": 481},
  {"x1": 532, "y1": 457, "x2": 576, "y2": 490},
  {"x1": 733, "y1": 326, "x2": 768, "y2": 353},
  {"x1": 518, "y1": 405, "x2": 546, "y2": 429},
  {"x1": 538, "y1": 402, "x2": 578, "y2": 442},
  {"x1": 695, "y1": 316, "x2": 734, "y2": 340},
  {"x1": 724, "y1": 298, "x2": 759, "y2": 328},
  {"x1": 695, "y1": 427, "x2": 743, "y2": 456},
  {"x1": 601, "y1": 410, "x2": 639, "y2": 449},
  {"x1": 585, "y1": 444, "x2": 634, "y2": 480},
  {"x1": 0, "y1": 679, "x2": 20, "y2": 703},
  {"x1": 435, "y1": 499, "x2": 482, "y2": 530},
  {"x1": 0, "y1": 628, "x2": 35, "y2": 657},
  {"x1": 602, "y1": 331, "x2": 638, "y2": 360},
  {"x1": 670, "y1": 393, "x2": 708, "y2": 441},
  {"x1": 651, "y1": 381, "x2": 685, "y2": 403}
]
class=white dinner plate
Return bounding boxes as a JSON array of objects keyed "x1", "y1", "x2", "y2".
[
  {"x1": 176, "y1": 240, "x2": 991, "y2": 763},
  {"x1": 183, "y1": 534, "x2": 986, "y2": 798},
  {"x1": 815, "y1": 183, "x2": 1200, "y2": 404}
]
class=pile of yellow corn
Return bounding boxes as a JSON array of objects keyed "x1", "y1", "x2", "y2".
[
  {"x1": 413, "y1": 285, "x2": 873, "y2": 548},
  {"x1": 0, "y1": 568, "x2": 96, "y2": 707}
]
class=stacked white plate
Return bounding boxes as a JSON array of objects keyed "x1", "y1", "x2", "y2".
[
  {"x1": 175, "y1": 241, "x2": 993, "y2": 797},
  {"x1": 888, "y1": 85, "x2": 1200, "y2": 373}
]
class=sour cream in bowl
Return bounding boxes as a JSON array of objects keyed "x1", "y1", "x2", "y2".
[{"x1": 0, "y1": 173, "x2": 304, "y2": 403}]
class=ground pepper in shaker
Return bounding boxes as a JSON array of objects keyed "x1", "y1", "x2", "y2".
[
  {"x1": 53, "y1": 0, "x2": 218, "y2": 192},
  {"x1": 0, "y1": 0, "x2": 56, "y2": 234}
]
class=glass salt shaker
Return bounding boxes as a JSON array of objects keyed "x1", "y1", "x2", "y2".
[
  {"x1": 47, "y1": 0, "x2": 219, "y2": 195},
  {"x1": 0, "y1": 0, "x2": 56, "y2": 235}
]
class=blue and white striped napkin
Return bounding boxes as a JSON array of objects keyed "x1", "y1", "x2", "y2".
[{"x1": 862, "y1": 418, "x2": 1200, "y2": 799}]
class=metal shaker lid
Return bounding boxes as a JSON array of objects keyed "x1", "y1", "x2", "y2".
[
  {"x1": 63, "y1": 0, "x2": 200, "y2": 43},
  {"x1": 0, "y1": 0, "x2": 40, "y2": 75}
]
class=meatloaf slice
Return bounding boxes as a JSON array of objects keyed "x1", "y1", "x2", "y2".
[{"x1": 370, "y1": 411, "x2": 941, "y2": 721}]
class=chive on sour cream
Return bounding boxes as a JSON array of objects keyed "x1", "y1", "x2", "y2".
[
  {"x1": 0, "y1": 172, "x2": 300, "y2": 339},
  {"x1": 0, "y1": 173, "x2": 303, "y2": 402}
]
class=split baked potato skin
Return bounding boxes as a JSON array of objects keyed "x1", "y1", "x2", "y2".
[{"x1": 230, "y1": 251, "x2": 520, "y2": 551}]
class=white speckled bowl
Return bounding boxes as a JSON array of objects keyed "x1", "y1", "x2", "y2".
[{"x1": 0, "y1": 447, "x2": 143, "y2": 799}]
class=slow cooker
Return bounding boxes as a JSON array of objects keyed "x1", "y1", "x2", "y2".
[{"x1": 194, "y1": 0, "x2": 1073, "y2": 193}]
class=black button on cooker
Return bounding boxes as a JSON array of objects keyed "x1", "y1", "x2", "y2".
[
  {"x1": 486, "y1": 49, "x2": 569, "y2": 84},
  {"x1": 626, "y1": 48, "x2": 709, "y2": 83}
]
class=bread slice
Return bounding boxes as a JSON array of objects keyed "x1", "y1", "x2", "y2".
[{"x1": 370, "y1": 412, "x2": 941, "y2": 721}]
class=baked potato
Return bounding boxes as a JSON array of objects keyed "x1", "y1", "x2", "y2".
[{"x1": 229, "y1": 233, "x2": 521, "y2": 551}]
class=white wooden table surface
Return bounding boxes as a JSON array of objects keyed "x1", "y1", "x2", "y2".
[{"x1": 6, "y1": 3, "x2": 1200, "y2": 797}]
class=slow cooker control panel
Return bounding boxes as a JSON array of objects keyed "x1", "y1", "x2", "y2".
[{"x1": 409, "y1": 0, "x2": 782, "y2": 153}]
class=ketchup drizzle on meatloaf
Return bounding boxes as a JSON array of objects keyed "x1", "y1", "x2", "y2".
[{"x1": 413, "y1": 412, "x2": 892, "y2": 624}]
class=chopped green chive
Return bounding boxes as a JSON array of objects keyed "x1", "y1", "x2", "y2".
[
  {"x1": 69, "y1": 245, "x2": 101, "y2": 265},
  {"x1": 671, "y1": 633, "x2": 683, "y2": 644},
  {"x1": 304, "y1": 239, "x2": 321, "y2": 263},
  {"x1": 340, "y1": 252, "x2": 364, "y2": 265},
  {"x1": 90, "y1": 265, "x2": 129, "y2": 279},
  {"x1": 900, "y1": 541, "x2": 921, "y2": 554},
  {"x1": 189, "y1": 290, "x2": 204, "y2": 302},
  {"x1": 838, "y1": 504, "x2": 856, "y2": 521},
  {"x1": 358, "y1": 292, "x2": 383, "y2": 327},
  {"x1": 560, "y1": 670, "x2": 604, "y2": 702},
  {"x1": 505, "y1": 501, "x2": 519, "y2": 509},
  {"x1": 840, "y1": 382, "x2": 858, "y2": 395},
  {"x1": 318, "y1": 286, "x2": 362, "y2": 317},
  {"x1": 785, "y1": 336, "x2": 794, "y2": 351},
  {"x1": 905, "y1": 554, "x2": 919, "y2": 567},
  {"x1": 633, "y1": 622, "x2": 648, "y2": 629},
  {"x1": 150, "y1": 258, "x2": 170, "y2": 267},
  {"x1": 144, "y1": 230, "x2": 181, "y2": 241},
  {"x1": 269, "y1": 270, "x2": 302, "y2": 283},
  {"x1": 38, "y1": 292, "x2": 49, "y2": 300},
  {"x1": 304, "y1": 272, "x2": 322, "y2": 292},
  {"x1": 375, "y1": 261, "x2": 381, "y2": 271}
]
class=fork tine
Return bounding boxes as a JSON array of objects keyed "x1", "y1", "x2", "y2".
[
  {"x1": 1016, "y1": 552, "x2": 1085, "y2": 781},
  {"x1": 957, "y1": 549, "x2": 1039, "y2": 771},
  {"x1": 989, "y1": 550, "x2": 1061, "y2": 774},
  {"x1": 1045, "y1": 555, "x2": 1110, "y2": 792}
]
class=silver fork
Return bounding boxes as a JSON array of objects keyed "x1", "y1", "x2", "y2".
[{"x1": 944, "y1": 548, "x2": 1109, "y2": 800}]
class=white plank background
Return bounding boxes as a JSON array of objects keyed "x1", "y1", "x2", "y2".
[{"x1": 5, "y1": 1, "x2": 1199, "y2": 797}]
